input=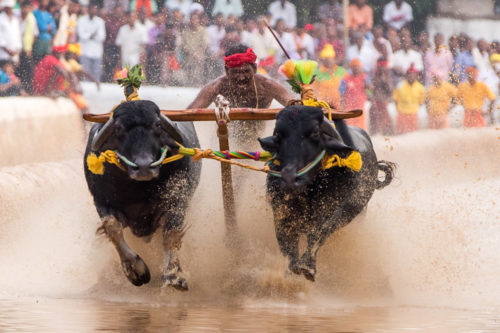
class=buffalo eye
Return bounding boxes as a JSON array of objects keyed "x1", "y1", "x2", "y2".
[{"x1": 153, "y1": 121, "x2": 162, "y2": 136}]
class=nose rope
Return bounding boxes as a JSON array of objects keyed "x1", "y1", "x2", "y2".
[{"x1": 265, "y1": 150, "x2": 326, "y2": 178}]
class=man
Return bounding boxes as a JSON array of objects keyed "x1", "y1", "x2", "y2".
[
  {"x1": 392, "y1": 36, "x2": 423, "y2": 84},
  {"x1": 317, "y1": 0, "x2": 343, "y2": 23},
  {"x1": 425, "y1": 71, "x2": 456, "y2": 129},
  {"x1": 180, "y1": 13, "x2": 208, "y2": 86},
  {"x1": 32, "y1": 45, "x2": 73, "y2": 96},
  {"x1": 313, "y1": 43, "x2": 345, "y2": 110},
  {"x1": 0, "y1": 0, "x2": 22, "y2": 64},
  {"x1": 346, "y1": 31, "x2": 379, "y2": 78},
  {"x1": 340, "y1": 58, "x2": 371, "y2": 130},
  {"x1": 457, "y1": 66, "x2": 496, "y2": 127},
  {"x1": 102, "y1": 5, "x2": 125, "y2": 82},
  {"x1": 115, "y1": 11, "x2": 148, "y2": 68},
  {"x1": 392, "y1": 64, "x2": 425, "y2": 134},
  {"x1": 370, "y1": 59, "x2": 393, "y2": 135},
  {"x1": 187, "y1": 44, "x2": 295, "y2": 144},
  {"x1": 18, "y1": 0, "x2": 38, "y2": 92},
  {"x1": 206, "y1": 13, "x2": 226, "y2": 79},
  {"x1": 212, "y1": 0, "x2": 244, "y2": 19},
  {"x1": 347, "y1": 0, "x2": 373, "y2": 31},
  {"x1": 383, "y1": 0, "x2": 413, "y2": 31},
  {"x1": 273, "y1": 19, "x2": 297, "y2": 65},
  {"x1": 292, "y1": 23, "x2": 315, "y2": 60},
  {"x1": 424, "y1": 33, "x2": 453, "y2": 86},
  {"x1": 77, "y1": 3, "x2": 106, "y2": 82},
  {"x1": 453, "y1": 36, "x2": 475, "y2": 83},
  {"x1": 32, "y1": 0, "x2": 57, "y2": 63},
  {"x1": 268, "y1": 0, "x2": 296, "y2": 29}
]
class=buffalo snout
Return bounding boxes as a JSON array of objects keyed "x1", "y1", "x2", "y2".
[{"x1": 129, "y1": 155, "x2": 159, "y2": 181}]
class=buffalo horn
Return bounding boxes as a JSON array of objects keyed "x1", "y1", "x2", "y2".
[
  {"x1": 321, "y1": 116, "x2": 342, "y2": 141},
  {"x1": 91, "y1": 118, "x2": 115, "y2": 151},
  {"x1": 159, "y1": 113, "x2": 183, "y2": 143}
]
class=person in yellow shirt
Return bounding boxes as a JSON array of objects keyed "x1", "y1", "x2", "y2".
[
  {"x1": 457, "y1": 66, "x2": 496, "y2": 127},
  {"x1": 312, "y1": 44, "x2": 346, "y2": 110},
  {"x1": 392, "y1": 64, "x2": 425, "y2": 134},
  {"x1": 425, "y1": 71, "x2": 457, "y2": 129}
]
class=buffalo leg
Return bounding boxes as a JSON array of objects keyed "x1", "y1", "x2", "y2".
[
  {"x1": 100, "y1": 215, "x2": 151, "y2": 286},
  {"x1": 161, "y1": 210, "x2": 188, "y2": 291},
  {"x1": 275, "y1": 219, "x2": 301, "y2": 276}
]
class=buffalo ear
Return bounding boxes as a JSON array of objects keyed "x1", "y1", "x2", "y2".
[
  {"x1": 258, "y1": 135, "x2": 278, "y2": 153},
  {"x1": 323, "y1": 135, "x2": 355, "y2": 155}
]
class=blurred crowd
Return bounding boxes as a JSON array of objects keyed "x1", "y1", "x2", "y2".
[{"x1": 1, "y1": 0, "x2": 499, "y2": 133}]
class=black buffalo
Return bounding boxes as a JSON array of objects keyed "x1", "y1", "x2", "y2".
[
  {"x1": 84, "y1": 100, "x2": 200, "y2": 290},
  {"x1": 259, "y1": 105, "x2": 395, "y2": 281}
]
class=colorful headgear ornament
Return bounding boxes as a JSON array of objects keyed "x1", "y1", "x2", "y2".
[
  {"x1": 223, "y1": 48, "x2": 257, "y2": 68},
  {"x1": 304, "y1": 23, "x2": 314, "y2": 32},
  {"x1": 320, "y1": 44, "x2": 336, "y2": 59},
  {"x1": 349, "y1": 58, "x2": 362, "y2": 69},
  {"x1": 465, "y1": 66, "x2": 478, "y2": 77},
  {"x1": 67, "y1": 43, "x2": 81, "y2": 56}
]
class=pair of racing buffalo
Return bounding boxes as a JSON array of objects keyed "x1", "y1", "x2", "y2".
[{"x1": 84, "y1": 99, "x2": 394, "y2": 290}]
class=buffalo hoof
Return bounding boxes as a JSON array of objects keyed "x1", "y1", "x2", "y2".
[
  {"x1": 162, "y1": 274, "x2": 189, "y2": 291},
  {"x1": 289, "y1": 259, "x2": 316, "y2": 282},
  {"x1": 121, "y1": 255, "x2": 151, "y2": 286}
]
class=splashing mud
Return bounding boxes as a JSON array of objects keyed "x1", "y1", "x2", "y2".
[{"x1": 1, "y1": 94, "x2": 500, "y2": 331}]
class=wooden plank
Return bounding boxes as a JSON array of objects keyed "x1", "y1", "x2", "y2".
[{"x1": 83, "y1": 108, "x2": 363, "y2": 123}]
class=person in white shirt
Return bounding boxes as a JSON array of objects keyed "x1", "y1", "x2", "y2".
[
  {"x1": 248, "y1": 16, "x2": 277, "y2": 63},
  {"x1": 77, "y1": 3, "x2": 106, "y2": 81},
  {"x1": 240, "y1": 17, "x2": 256, "y2": 46},
  {"x1": 0, "y1": 0, "x2": 22, "y2": 64},
  {"x1": 206, "y1": 13, "x2": 226, "y2": 57},
  {"x1": 473, "y1": 39, "x2": 493, "y2": 80},
  {"x1": 165, "y1": 0, "x2": 192, "y2": 19},
  {"x1": 268, "y1": 0, "x2": 296, "y2": 29},
  {"x1": 115, "y1": 11, "x2": 149, "y2": 67},
  {"x1": 292, "y1": 24, "x2": 315, "y2": 60},
  {"x1": 273, "y1": 19, "x2": 297, "y2": 64},
  {"x1": 392, "y1": 37, "x2": 423, "y2": 84},
  {"x1": 346, "y1": 31, "x2": 379, "y2": 77},
  {"x1": 137, "y1": 7, "x2": 155, "y2": 33},
  {"x1": 383, "y1": 0, "x2": 413, "y2": 31},
  {"x1": 211, "y1": 0, "x2": 243, "y2": 18}
]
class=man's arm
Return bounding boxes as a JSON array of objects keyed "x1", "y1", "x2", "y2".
[
  {"x1": 259, "y1": 75, "x2": 295, "y2": 107},
  {"x1": 186, "y1": 78, "x2": 223, "y2": 109}
]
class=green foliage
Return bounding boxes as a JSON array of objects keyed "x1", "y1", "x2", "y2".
[{"x1": 117, "y1": 64, "x2": 146, "y2": 89}]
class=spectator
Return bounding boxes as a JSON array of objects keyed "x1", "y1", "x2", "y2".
[
  {"x1": 211, "y1": 0, "x2": 243, "y2": 19},
  {"x1": 383, "y1": 0, "x2": 413, "y2": 31},
  {"x1": 373, "y1": 25, "x2": 393, "y2": 68},
  {"x1": 53, "y1": 0, "x2": 80, "y2": 46},
  {"x1": 453, "y1": 36, "x2": 475, "y2": 83},
  {"x1": 240, "y1": 17, "x2": 256, "y2": 46},
  {"x1": 77, "y1": 3, "x2": 106, "y2": 82},
  {"x1": 206, "y1": 13, "x2": 226, "y2": 59},
  {"x1": 292, "y1": 24, "x2": 315, "y2": 60},
  {"x1": 473, "y1": 39, "x2": 493, "y2": 80},
  {"x1": 0, "y1": 0, "x2": 22, "y2": 64},
  {"x1": 417, "y1": 31, "x2": 430, "y2": 54},
  {"x1": 268, "y1": 0, "x2": 297, "y2": 29},
  {"x1": 313, "y1": 44, "x2": 345, "y2": 110},
  {"x1": 386, "y1": 26, "x2": 400, "y2": 52},
  {"x1": 159, "y1": 22, "x2": 183, "y2": 86},
  {"x1": 32, "y1": 45, "x2": 73, "y2": 96},
  {"x1": 165, "y1": 0, "x2": 192, "y2": 19},
  {"x1": 347, "y1": 0, "x2": 373, "y2": 31},
  {"x1": 370, "y1": 59, "x2": 394, "y2": 135},
  {"x1": 32, "y1": 0, "x2": 57, "y2": 64},
  {"x1": 103, "y1": 0, "x2": 128, "y2": 12},
  {"x1": 425, "y1": 71, "x2": 456, "y2": 129},
  {"x1": 346, "y1": 31, "x2": 378, "y2": 77},
  {"x1": 273, "y1": 19, "x2": 297, "y2": 64},
  {"x1": 248, "y1": 16, "x2": 277, "y2": 66},
  {"x1": 102, "y1": 5, "x2": 125, "y2": 82},
  {"x1": 146, "y1": 11, "x2": 168, "y2": 84},
  {"x1": 18, "y1": 0, "x2": 38, "y2": 93},
  {"x1": 392, "y1": 65, "x2": 425, "y2": 134},
  {"x1": 115, "y1": 11, "x2": 148, "y2": 67},
  {"x1": 392, "y1": 37, "x2": 423, "y2": 84},
  {"x1": 317, "y1": 0, "x2": 343, "y2": 24},
  {"x1": 130, "y1": 0, "x2": 158, "y2": 17},
  {"x1": 424, "y1": 33, "x2": 453, "y2": 85},
  {"x1": 341, "y1": 58, "x2": 371, "y2": 130},
  {"x1": 0, "y1": 60, "x2": 24, "y2": 96},
  {"x1": 180, "y1": 13, "x2": 208, "y2": 86},
  {"x1": 457, "y1": 66, "x2": 496, "y2": 127},
  {"x1": 137, "y1": 6, "x2": 155, "y2": 32}
]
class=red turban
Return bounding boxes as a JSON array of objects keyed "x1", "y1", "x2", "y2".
[
  {"x1": 223, "y1": 48, "x2": 257, "y2": 68},
  {"x1": 466, "y1": 66, "x2": 478, "y2": 77},
  {"x1": 52, "y1": 45, "x2": 68, "y2": 54}
]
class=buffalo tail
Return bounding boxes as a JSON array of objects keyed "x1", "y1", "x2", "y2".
[{"x1": 376, "y1": 160, "x2": 396, "y2": 189}]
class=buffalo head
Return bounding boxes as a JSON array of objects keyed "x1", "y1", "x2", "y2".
[
  {"x1": 91, "y1": 100, "x2": 183, "y2": 181},
  {"x1": 259, "y1": 105, "x2": 353, "y2": 190}
]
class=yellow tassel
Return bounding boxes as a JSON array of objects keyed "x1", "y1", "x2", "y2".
[
  {"x1": 86, "y1": 150, "x2": 124, "y2": 175},
  {"x1": 322, "y1": 151, "x2": 362, "y2": 172}
]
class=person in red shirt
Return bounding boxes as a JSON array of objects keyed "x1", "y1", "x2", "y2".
[
  {"x1": 340, "y1": 58, "x2": 372, "y2": 130},
  {"x1": 32, "y1": 45, "x2": 73, "y2": 96}
]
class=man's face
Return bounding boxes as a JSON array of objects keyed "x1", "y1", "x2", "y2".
[
  {"x1": 431, "y1": 73, "x2": 441, "y2": 86},
  {"x1": 128, "y1": 12, "x2": 137, "y2": 25},
  {"x1": 89, "y1": 5, "x2": 98, "y2": 17},
  {"x1": 356, "y1": 0, "x2": 366, "y2": 6},
  {"x1": 407, "y1": 71, "x2": 417, "y2": 83},
  {"x1": 215, "y1": 13, "x2": 224, "y2": 26},
  {"x1": 434, "y1": 34, "x2": 443, "y2": 48},
  {"x1": 190, "y1": 14, "x2": 200, "y2": 27},
  {"x1": 226, "y1": 64, "x2": 255, "y2": 89}
]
